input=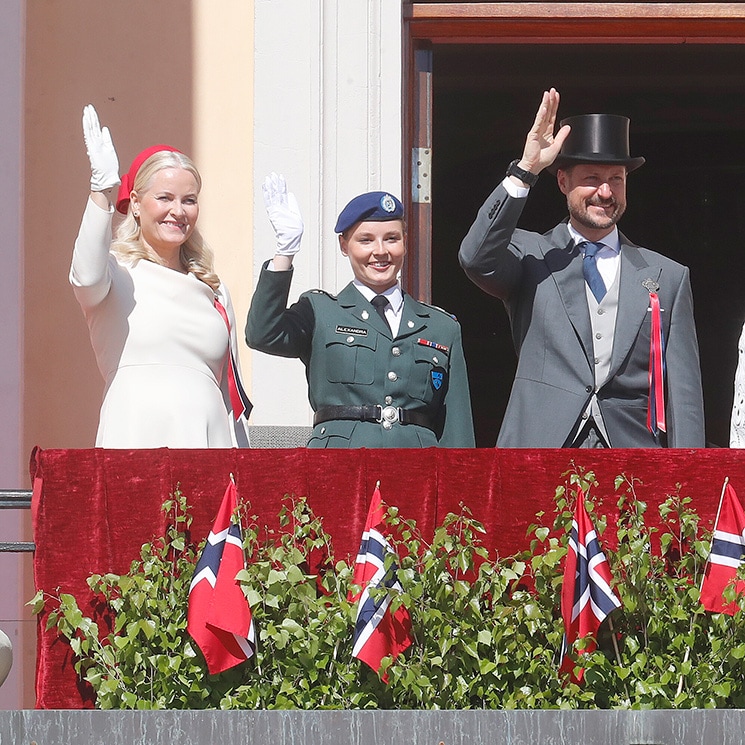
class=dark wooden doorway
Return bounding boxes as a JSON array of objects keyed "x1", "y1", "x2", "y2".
[{"x1": 404, "y1": 6, "x2": 745, "y2": 446}]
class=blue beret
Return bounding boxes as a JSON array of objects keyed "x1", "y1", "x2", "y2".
[{"x1": 334, "y1": 191, "x2": 404, "y2": 234}]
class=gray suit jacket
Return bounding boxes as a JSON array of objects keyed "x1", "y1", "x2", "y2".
[{"x1": 459, "y1": 182, "x2": 705, "y2": 448}]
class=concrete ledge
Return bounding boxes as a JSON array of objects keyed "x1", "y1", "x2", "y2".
[{"x1": 2, "y1": 709, "x2": 745, "y2": 744}]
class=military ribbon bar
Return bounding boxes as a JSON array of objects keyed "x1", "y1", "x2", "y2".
[
  {"x1": 647, "y1": 292, "x2": 666, "y2": 435},
  {"x1": 416, "y1": 338, "x2": 449, "y2": 353}
]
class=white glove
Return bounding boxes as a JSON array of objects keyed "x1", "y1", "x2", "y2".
[
  {"x1": 262, "y1": 172, "x2": 304, "y2": 256},
  {"x1": 82, "y1": 104, "x2": 121, "y2": 191}
]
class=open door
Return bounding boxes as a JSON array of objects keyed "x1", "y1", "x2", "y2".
[{"x1": 404, "y1": 3, "x2": 745, "y2": 447}]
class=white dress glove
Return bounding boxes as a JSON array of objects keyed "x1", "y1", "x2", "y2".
[
  {"x1": 82, "y1": 104, "x2": 121, "y2": 191},
  {"x1": 262, "y1": 172, "x2": 304, "y2": 256}
]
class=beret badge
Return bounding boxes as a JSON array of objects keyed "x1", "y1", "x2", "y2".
[{"x1": 381, "y1": 194, "x2": 396, "y2": 213}]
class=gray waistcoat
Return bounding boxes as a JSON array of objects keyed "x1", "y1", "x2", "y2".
[{"x1": 574, "y1": 271, "x2": 621, "y2": 444}]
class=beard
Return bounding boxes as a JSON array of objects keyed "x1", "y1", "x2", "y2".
[{"x1": 567, "y1": 195, "x2": 626, "y2": 231}]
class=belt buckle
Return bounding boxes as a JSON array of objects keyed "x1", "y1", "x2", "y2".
[{"x1": 379, "y1": 405, "x2": 399, "y2": 429}]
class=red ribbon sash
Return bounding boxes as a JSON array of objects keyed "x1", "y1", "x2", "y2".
[
  {"x1": 214, "y1": 298, "x2": 252, "y2": 421},
  {"x1": 647, "y1": 292, "x2": 666, "y2": 435}
]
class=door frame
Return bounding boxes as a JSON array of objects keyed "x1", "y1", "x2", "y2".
[{"x1": 402, "y1": 2, "x2": 745, "y2": 301}]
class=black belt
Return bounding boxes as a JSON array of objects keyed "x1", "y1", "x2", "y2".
[{"x1": 313, "y1": 405, "x2": 435, "y2": 431}]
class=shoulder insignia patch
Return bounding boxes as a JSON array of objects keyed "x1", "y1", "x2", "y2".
[
  {"x1": 426, "y1": 303, "x2": 458, "y2": 321},
  {"x1": 310, "y1": 288, "x2": 337, "y2": 300}
]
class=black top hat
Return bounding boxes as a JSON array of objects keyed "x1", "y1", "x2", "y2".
[{"x1": 548, "y1": 113, "x2": 645, "y2": 174}]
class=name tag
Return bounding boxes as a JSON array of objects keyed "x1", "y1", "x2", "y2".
[{"x1": 336, "y1": 325, "x2": 368, "y2": 336}]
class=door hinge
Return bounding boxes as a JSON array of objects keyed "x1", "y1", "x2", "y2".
[{"x1": 412, "y1": 147, "x2": 432, "y2": 204}]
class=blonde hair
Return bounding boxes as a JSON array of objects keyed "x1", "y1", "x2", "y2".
[{"x1": 111, "y1": 150, "x2": 220, "y2": 292}]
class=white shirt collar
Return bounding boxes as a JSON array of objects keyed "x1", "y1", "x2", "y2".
[
  {"x1": 352, "y1": 280, "x2": 404, "y2": 314},
  {"x1": 567, "y1": 224, "x2": 621, "y2": 255}
]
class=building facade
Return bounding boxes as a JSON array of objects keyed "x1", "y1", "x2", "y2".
[{"x1": 4, "y1": 0, "x2": 745, "y2": 708}]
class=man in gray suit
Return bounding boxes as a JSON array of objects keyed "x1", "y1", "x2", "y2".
[{"x1": 459, "y1": 88, "x2": 705, "y2": 448}]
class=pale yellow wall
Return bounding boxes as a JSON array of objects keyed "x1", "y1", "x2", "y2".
[
  {"x1": 192, "y1": 2, "x2": 254, "y2": 387},
  {"x1": 21, "y1": 0, "x2": 254, "y2": 708}
]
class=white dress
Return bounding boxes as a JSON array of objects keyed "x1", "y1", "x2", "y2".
[
  {"x1": 731, "y1": 323, "x2": 745, "y2": 447},
  {"x1": 70, "y1": 197, "x2": 248, "y2": 448}
]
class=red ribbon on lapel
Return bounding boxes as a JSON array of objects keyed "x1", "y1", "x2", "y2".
[
  {"x1": 215, "y1": 298, "x2": 253, "y2": 422},
  {"x1": 647, "y1": 292, "x2": 666, "y2": 435}
]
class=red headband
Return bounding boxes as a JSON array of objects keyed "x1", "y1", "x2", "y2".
[{"x1": 116, "y1": 144, "x2": 182, "y2": 214}]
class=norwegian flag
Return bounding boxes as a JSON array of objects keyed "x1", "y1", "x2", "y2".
[
  {"x1": 187, "y1": 480, "x2": 255, "y2": 674},
  {"x1": 700, "y1": 482, "x2": 745, "y2": 615},
  {"x1": 560, "y1": 492, "x2": 621, "y2": 682},
  {"x1": 349, "y1": 483, "x2": 413, "y2": 683}
]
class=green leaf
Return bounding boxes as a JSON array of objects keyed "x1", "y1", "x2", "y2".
[{"x1": 39, "y1": 481, "x2": 745, "y2": 711}]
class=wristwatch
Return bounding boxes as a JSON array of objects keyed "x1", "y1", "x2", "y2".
[{"x1": 506, "y1": 159, "x2": 539, "y2": 187}]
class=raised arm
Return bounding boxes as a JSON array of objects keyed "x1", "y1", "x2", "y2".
[
  {"x1": 246, "y1": 174, "x2": 313, "y2": 359},
  {"x1": 70, "y1": 105, "x2": 122, "y2": 307},
  {"x1": 459, "y1": 89, "x2": 572, "y2": 300},
  {"x1": 510, "y1": 87, "x2": 571, "y2": 186},
  {"x1": 262, "y1": 172, "x2": 304, "y2": 272}
]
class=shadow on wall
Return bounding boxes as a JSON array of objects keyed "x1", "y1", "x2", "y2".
[{"x1": 24, "y1": 1, "x2": 195, "y2": 451}]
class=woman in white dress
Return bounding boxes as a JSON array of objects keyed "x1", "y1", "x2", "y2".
[
  {"x1": 731, "y1": 326, "x2": 745, "y2": 447},
  {"x1": 70, "y1": 105, "x2": 250, "y2": 448}
]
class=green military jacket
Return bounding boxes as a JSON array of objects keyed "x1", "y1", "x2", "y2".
[{"x1": 246, "y1": 262, "x2": 475, "y2": 448}]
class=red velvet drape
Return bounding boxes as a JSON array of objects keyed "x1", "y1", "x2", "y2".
[{"x1": 31, "y1": 447, "x2": 745, "y2": 708}]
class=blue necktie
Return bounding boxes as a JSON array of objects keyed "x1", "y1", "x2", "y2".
[{"x1": 582, "y1": 242, "x2": 606, "y2": 302}]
